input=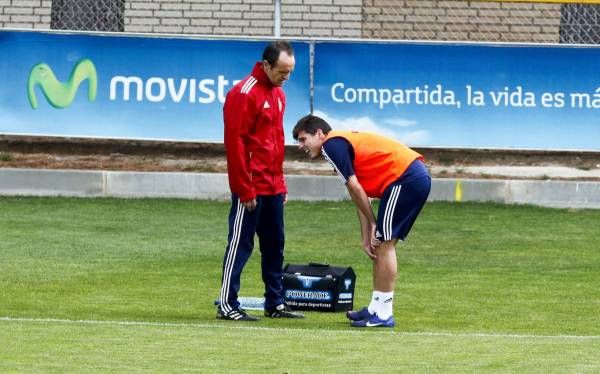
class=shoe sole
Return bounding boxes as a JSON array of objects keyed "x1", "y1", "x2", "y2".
[
  {"x1": 350, "y1": 317, "x2": 395, "y2": 328},
  {"x1": 216, "y1": 312, "x2": 259, "y2": 322},
  {"x1": 217, "y1": 317, "x2": 259, "y2": 321},
  {"x1": 264, "y1": 313, "x2": 305, "y2": 319},
  {"x1": 350, "y1": 322, "x2": 394, "y2": 328}
]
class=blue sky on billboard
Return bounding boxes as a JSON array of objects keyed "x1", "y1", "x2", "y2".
[
  {"x1": 313, "y1": 41, "x2": 600, "y2": 150},
  {"x1": 312, "y1": 110, "x2": 431, "y2": 146}
]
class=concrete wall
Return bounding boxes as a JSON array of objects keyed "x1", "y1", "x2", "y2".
[
  {"x1": 2, "y1": 168, "x2": 600, "y2": 209},
  {"x1": 126, "y1": 0, "x2": 276, "y2": 36},
  {"x1": 1, "y1": 0, "x2": 563, "y2": 43},
  {"x1": 281, "y1": 0, "x2": 363, "y2": 38},
  {"x1": 0, "y1": 0, "x2": 51, "y2": 29},
  {"x1": 125, "y1": 0, "x2": 364, "y2": 38},
  {"x1": 362, "y1": 0, "x2": 561, "y2": 43}
]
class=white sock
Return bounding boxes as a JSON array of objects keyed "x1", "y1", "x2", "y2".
[
  {"x1": 376, "y1": 291, "x2": 394, "y2": 320},
  {"x1": 367, "y1": 291, "x2": 383, "y2": 314}
]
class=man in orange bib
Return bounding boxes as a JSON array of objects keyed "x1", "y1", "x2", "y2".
[{"x1": 293, "y1": 114, "x2": 431, "y2": 328}]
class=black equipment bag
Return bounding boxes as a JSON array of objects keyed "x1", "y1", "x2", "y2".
[{"x1": 282, "y1": 263, "x2": 356, "y2": 312}]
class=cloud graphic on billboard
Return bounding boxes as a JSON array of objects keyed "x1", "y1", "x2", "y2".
[
  {"x1": 313, "y1": 110, "x2": 430, "y2": 145},
  {"x1": 383, "y1": 118, "x2": 417, "y2": 128}
]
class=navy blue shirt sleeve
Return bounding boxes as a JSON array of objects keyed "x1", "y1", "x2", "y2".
[{"x1": 322, "y1": 137, "x2": 355, "y2": 184}]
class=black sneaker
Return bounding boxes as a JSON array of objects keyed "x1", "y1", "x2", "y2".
[
  {"x1": 264, "y1": 303, "x2": 305, "y2": 319},
  {"x1": 216, "y1": 307, "x2": 259, "y2": 321}
]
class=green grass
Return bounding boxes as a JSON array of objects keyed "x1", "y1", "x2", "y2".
[{"x1": 1, "y1": 197, "x2": 599, "y2": 373}]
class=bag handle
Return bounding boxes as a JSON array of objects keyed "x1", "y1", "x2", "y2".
[{"x1": 308, "y1": 262, "x2": 329, "y2": 268}]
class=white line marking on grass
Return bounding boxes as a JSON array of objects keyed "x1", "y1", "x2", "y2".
[{"x1": 1, "y1": 316, "x2": 599, "y2": 341}]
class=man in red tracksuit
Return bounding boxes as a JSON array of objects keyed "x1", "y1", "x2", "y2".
[{"x1": 217, "y1": 41, "x2": 304, "y2": 321}]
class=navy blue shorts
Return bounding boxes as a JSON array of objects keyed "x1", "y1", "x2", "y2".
[{"x1": 375, "y1": 160, "x2": 431, "y2": 242}]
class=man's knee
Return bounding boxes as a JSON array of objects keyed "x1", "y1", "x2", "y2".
[{"x1": 380, "y1": 239, "x2": 398, "y2": 251}]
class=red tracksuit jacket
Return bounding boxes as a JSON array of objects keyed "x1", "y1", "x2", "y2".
[{"x1": 223, "y1": 62, "x2": 287, "y2": 202}]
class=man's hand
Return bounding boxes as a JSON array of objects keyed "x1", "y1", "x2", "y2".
[
  {"x1": 371, "y1": 235, "x2": 382, "y2": 248},
  {"x1": 362, "y1": 241, "x2": 377, "y2": 260},
  {"x1": 242, "y1": 198, "x2": 257, "y2": 212},
  {"x1": 362, "y1": 224, "x2": 380, "y2": 260}
]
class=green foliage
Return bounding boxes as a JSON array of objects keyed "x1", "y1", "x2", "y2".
[
  {"x1": 0, "y1": 152, "x2": 13, "y2": 161},
  {"x1": 1, "y1": 197, "x2": 599, "y2": 372}
]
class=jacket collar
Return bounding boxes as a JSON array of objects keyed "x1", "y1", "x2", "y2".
[{"x1": 251, "y1": 62, "x2": 275, "y2": 88}]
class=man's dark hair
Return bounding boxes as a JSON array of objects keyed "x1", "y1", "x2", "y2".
[
  {"x1": 292, "y1": 115, "x2": 332, "y2": 140},
  {"x1": 263, "y1": 41, "x2": 294, "y2": 66}
]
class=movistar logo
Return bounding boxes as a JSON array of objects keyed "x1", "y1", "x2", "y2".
[{"x1": 28, "y1": 58, "x2": 97, "y2": 109}]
